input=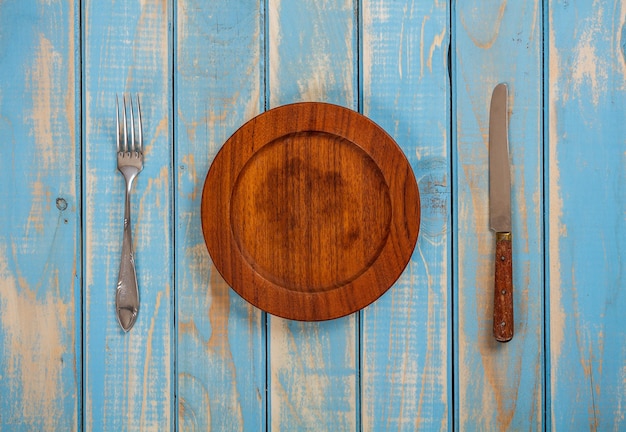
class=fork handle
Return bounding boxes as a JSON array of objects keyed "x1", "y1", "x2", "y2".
[{"x1": 116, "y1": 184, "x2": 139, "y2": 331}]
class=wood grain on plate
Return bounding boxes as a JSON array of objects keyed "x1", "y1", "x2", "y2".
[{"x1": 202, "y1": 102, "x2": 420, "y2": 321}]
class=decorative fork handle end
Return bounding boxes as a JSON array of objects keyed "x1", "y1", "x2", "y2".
[{"x1": 116, "y1": 214, "x2": 139, "y2": 332}]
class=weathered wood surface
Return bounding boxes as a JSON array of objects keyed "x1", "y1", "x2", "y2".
[
  {"x1": 175, "y1": 0, "x2": 265, "y2": 429},
  {"x1": 83, "y1": 0, "x2": 173, "y2": 430},
  {"x1": 0, "y1": 1, "x2": 80, "y2": 430},
  {"x1": 1, "y1": 0, "x2": 625, "y2": 430},
  {"x1": 361, "y1": 0, "x2": 450, "y2": 430},
  {"x1": 454, "y1": 1, "x2": 544, "y2": 429},
  {"x1": 548, "y1": 1, "x2": 626, "y2": 430}
]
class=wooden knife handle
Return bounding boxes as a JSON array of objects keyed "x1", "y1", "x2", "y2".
[{"x1": 493, "y1": 232, "x2": 513, "y2": 342}]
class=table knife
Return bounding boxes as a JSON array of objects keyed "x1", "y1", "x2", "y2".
[{"x1": 489, "y1": 83, "x2": 513, "y2": 342}]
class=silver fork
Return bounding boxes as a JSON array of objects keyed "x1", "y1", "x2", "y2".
[{"x1": 115, "y1": 94, "x2": 143, "y2": 332}]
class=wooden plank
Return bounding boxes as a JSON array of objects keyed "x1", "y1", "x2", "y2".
[
  {"x1": 267, "y1": 0, "x2": 358, "y2": 429},
  {"x1": 0, "y1": 1, "x2": 80, "y2": 430},
  {"x1": 547, "y1": 1, "x2": 626, "y2": 429},
  {"x1": 360, "y1": 0, "x2": 450, "y2": 430},
  {"x1": 454, "y1": 1, "x2": 544, "y2": 429},
  {"x1": 175, "y1": 0, "x2": 266, "y2": 430},
  {"x1": 83, "y1": 1, "x2": 173, "y2": 429}
]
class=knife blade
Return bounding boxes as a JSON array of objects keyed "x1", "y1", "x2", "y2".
[{"x1": 489, "y1": 83, "x2": 513, "y2": 342}]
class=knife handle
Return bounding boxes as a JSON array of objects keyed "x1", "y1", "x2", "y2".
[{"x1": 493, "y1": 232, "x2": 513, "y2": 342}]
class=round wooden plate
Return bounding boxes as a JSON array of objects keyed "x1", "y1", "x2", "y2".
[{"x1": 201, "y1": 102, "x2": 420, "y2": 321}]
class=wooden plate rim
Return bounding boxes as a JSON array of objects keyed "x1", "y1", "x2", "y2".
[{"x1": 201, "y1": 102, "x2": 420, "y2": 321}]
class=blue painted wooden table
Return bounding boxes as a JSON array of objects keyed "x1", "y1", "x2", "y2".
[{"x1": 1, "y1": 0, "x2": 624, "y2": 430}]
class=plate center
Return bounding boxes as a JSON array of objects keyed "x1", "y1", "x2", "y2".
[{"x1": 231, "y1": 131, "x2": 392, "y2": 293}]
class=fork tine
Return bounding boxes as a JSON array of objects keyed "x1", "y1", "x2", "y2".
[
  {"x1": 115, "y1": 94, "x2": 121, "y2": 152},
  {"x1": 122, "y1": 95, "x2": 128, "y2": 152},
  {"x1": 136, "y1": 94, "x2": 142, "y2": 152},
  {"x1": 129, "y1": 95, "x2": 136, "y2": 152}
]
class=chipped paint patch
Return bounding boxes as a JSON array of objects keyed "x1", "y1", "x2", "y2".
[
  {"x1": 0, "y1": 245, "x2": 73, "y2": 430},
  {"x1": 140, "y1": 288, "x2": 171, "y2": 430},
  {"x1": 180, "y1": 154, "x2": 198, "y2": 201},
  {"x1": 620, "y1": 4, "x2": 626, "y2": 78},
  {"x1": 269, "y1": 0, "x2": 353, "y2": 105},
  {"x1": 618, "y1": 359, "x2": 626, "y2": 422},
  {"x1": 25, "y1": 177, "x2": 49, "y2": 238},
  {"x1": 208, "y1": 264, "x2": 233, "y2": 358},
  {"x1": 417, "y1": 260, "x2": 449, "y2": 431},
  {"x1": 268, "y1": 0, "x2": 283, "y2": 104},
  {"x1": 548, "y1": 7, "x2": 566, "y2": 370},
  {"x1": 29, "y1": 35, "x2": 59, "y2": 171},
  {"x1": 459, "y1": 2, "x2": 506, "y2": 50},
  {"x1": 568, "y1": 3, "x2": 608, "y2": 105},
  {"x1": 270, "y1": 316, "x2": 357, "y2": 430},
  {"x1": 427, "y1": 27, "x2": 447, "y2": 74}
]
